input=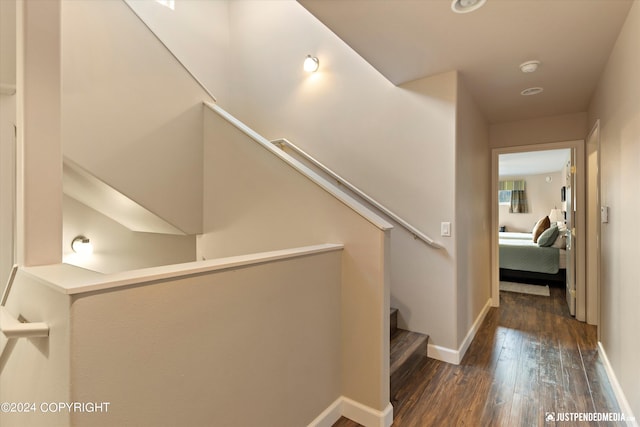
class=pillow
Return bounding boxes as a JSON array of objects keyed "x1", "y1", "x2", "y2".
[
  {"x1": 537, "y1": 225, "x2": 559, "y2": 247},
  {"x1": 552, "y1": 233, "x2": 566, "y2": 249},
  {"x1": 532, "y1": 216, "x2": 551, "y2": 243}
]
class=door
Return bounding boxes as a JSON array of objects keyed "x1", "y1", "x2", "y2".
[{"x1": 565, "y1": 153, "x2": 576, "y2": 315}]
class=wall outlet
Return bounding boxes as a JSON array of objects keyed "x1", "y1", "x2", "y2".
[{"x1": 441, "y1": 222, "x2": 451, "y2": 237}]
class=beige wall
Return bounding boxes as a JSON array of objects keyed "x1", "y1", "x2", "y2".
[
  {"x1": 0, "y1": 94, "x2": 16, "y2": 290},
  {"x1": 61, "y1": 0, "x2": 214, "y2": 235},
  {"x1": 125, "y1": 0, "x2": 492, "y2": 358},
  {"x1": 62, "y1": 196, "x2": 195, "y2": 274},
  {"x1": 455, "y1": 77, "x2": 491, "y2": 349},
  {"x1": 200, "y1": 106, "x2": 390, "y2": 411},
  {"x1": 588, "y1": 0, "x2": 640, "y2": 418},
  {"x1": 490, "y1": 112, "x2": 588, "y2": 149},
  {"x1": 225, "y1": 0, "x2": 461, "y2": 353},
  {"x1": 0, "y1": 0, "x2": 16, "y2": 87},
  {"x1": 0, "y1": 270, "x2": 71, "y2": 427},
  {"x1": 70, "y1": 251, "x2": 342, "y2": 427},
  {"x1": 499, "y1": 171, "x2": 564, "y2": 233}
]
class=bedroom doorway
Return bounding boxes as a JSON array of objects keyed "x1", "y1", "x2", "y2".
[{"x1": 491, "y1": 140, "x2": 587, "y2": 321}]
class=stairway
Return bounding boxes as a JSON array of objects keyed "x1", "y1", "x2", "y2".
[
  {"x1": 390, "y1": 307, "x2": 429, "y2": 409},
  {"x1": 332, "y1": 309, "x2": 428, "y2": 426}
]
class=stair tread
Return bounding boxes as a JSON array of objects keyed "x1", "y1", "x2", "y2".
[{"x1": 390, "y1": 328, "x2": 428, "y2": 376}]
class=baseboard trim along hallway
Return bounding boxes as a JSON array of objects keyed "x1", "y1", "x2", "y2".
[
  {"x1": 427, "y1": 298, "x2": 492, "y2": 365},
  {"x1": 597, "y1": 342, "x2": 639, "y2": 426},
  {"x1": 308, "y1": 397, "x2": 393, "y2": 427}
]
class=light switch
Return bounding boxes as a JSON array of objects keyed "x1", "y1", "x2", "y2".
[
  {"x1": 441, "y1": 222, "x2": 451, "y2": 237},
  {"x1": 601, "y1": 206, "x2": 609, "y2": 223}
]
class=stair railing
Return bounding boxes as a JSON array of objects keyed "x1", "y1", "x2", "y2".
[
  {"x1": 1, "y1": 265, "x2": 49, "y2": 339},
  {"x1": 271, "y1": 138, "x2": 444, "y2": 250}
]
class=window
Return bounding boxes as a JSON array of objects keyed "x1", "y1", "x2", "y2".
[
  {"x1": 498, "y1": 190, "x2": 512, "y2": 205},
  {"x1": 498, "y1": 180, "x2": 528, "y2": 213}
]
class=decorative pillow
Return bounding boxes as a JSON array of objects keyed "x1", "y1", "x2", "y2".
[
  {"x1": 552, "y1": 233, "x2": 566, "y2": 249},
  {"x1": 532, "y1": 216, "x2": 551, "y2": 243},
  {"x1": 538, "y1": 225, "x2": 559, "y2": 247}
]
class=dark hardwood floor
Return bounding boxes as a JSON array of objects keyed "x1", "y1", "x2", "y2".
[{"x1": 334, "y1": 287, "x2": 622, "y2": 427}]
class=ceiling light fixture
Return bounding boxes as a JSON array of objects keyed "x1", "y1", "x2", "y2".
[
  {"x1": 520, "y1": 60, "x2": 541, "y2": 73},
  {"x1": 303, "y1": 55, "x2": 320, "y2": 73},
  {"x1": 451, "y1": 0, "x2": 487, "y2": 14},
  {"x1": 521, "y1": 87, "x2": 544, "y2": 96}
]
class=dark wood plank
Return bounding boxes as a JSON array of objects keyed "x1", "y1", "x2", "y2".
[{"x1": 334, "y1": 287, "x2": 623, "y2": 427}]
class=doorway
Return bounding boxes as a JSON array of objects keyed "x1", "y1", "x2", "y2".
[{"x1": 491, "y1": 140, "x2": 588, "y2": 321}]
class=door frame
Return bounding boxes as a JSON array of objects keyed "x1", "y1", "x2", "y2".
[
  {"x1": 586, "y1": 121, "x2": 601, "y2": 326},
  {"x1": 491, "y1": 140, "x2": 586, "y2": 321}
]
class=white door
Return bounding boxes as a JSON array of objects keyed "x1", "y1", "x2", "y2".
[{"x1": 565, "y1": 154, "x2": 576, "y2": 315}]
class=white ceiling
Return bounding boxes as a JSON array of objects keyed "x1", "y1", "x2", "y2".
[
  {"x1": 298, "y1": 0, "x2": 634, "y2": 124},
  {"x1": 499, "y1": 149, "x2": 570, "y2": 177}
]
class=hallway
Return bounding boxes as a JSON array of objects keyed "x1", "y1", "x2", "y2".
[{"x1": 336, "y1": 287, "x2": 623, "y2": 426}]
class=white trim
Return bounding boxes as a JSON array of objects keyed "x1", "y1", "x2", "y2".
[
  {"x1": 428, "y1": 298, "x2": 492, "y2": 365},
  {"x1": 597, "y1": 342, "x2": 638, "y2": 426},
  {"x1": 307, "y1": 398, "x2": 343, "y2": 427},
  {"x1": 22, "y1": 244, "x2": 344, "y2": 295},
  {"x1": 427, "y1": 343, "x2": 460, "y2": 365},
  {"x1": 342, "y1": 398, "x2": 393, "y2": 427},
  {"x1": 457, "y1": 299, "x2": 492, "y2": 361},
  {"x1": 309, "y1": 397, "x2": 393, "y2": 427}
]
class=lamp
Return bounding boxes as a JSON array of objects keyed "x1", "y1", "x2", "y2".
[
  {"x1": 303, "y1": 55, "x2": 319, "y2": 73},
  {"x1": 549, "y1": 209, "x2": 563, "y2": 225},
  {"x1": 71, "y1": 236, "x2": 93, "y2": 255}
]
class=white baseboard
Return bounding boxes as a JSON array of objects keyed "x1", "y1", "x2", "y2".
[
  {"x1": 597, "y1": 342, "x2": 638, "y2": 427},
  {"x1": 428, "y1": 298, "x2": 492, "y2": 365},
  {"x1": 309, "y1": 397, "x2": 393, "y2": 427},
  {"x1": 308, "y1": 397, "x2": 343, "y2": 427}
]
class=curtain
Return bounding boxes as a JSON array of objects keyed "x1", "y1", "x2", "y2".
[
  {"x1": 509, "y1": 190, "x2": 528, "y2": 213},
  {"x1": 499, "y1": 180, "x2": 528, "y2": 213}
]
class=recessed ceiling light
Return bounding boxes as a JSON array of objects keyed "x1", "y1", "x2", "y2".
[
  {"x1": 451, "y1": 0, "x2": 487, "y2": 14},
  {"x1": 520, "y1": 60, "x2": 541, "y2": 73},
  {"x1": 521, "y1": 87, "x2": 544, "y2": 96}
]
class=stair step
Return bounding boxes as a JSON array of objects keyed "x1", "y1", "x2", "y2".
[
  {"x1": 390, "y1": 307, "x2": 398, "y2": 337},
  {"x1": 390, "y1": 328, "x2": 429, "y2": 410},
  {"x1": 390, "y1": 329, "x2": 428, "y2": 376}
]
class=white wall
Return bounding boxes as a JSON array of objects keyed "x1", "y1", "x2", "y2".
[
  {"x1": 498, "y1": 171, "x2": 564, "y2": 233},
  {"x1": 61, "y1": 0, "x2": 214, "y2": 235},
  {"x1": 124, "y1": 0, "x2": 231, "y2": 104},
  {"x1": 588, "y1": 0, "x2": 640, "y2": 419},
  {"x1": 455, "y1": 77, "x2": 491, "y2": 350},
  {"x1": 63, "y1": 196, "x2": 195, "y2": 274}
]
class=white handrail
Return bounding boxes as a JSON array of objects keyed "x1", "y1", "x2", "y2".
[
  {"x1": 1, "y1": 265, "x2": 50, "y2": 339},
  {"x1": 271, "y1": 139, "x2": 444, "y2": 250}
]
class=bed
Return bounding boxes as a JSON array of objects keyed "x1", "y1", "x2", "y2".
[{"x1": 499, "y1": 230, "x2": 567, "y2": 286}]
